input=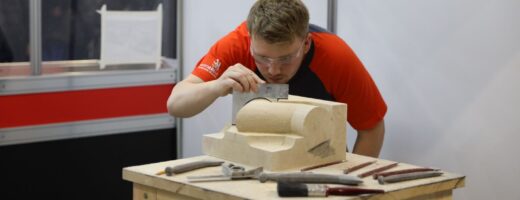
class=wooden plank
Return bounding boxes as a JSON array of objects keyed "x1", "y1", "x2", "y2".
[
  {"x1": 123, "y1": 154, "x2": 465, "y2": 200},
  {"x1": 133, "y1": 184, "x2": 157, "y2": 200},
  {"x1": 157, "y1": 189, "x2": 197, "y2": 200}
]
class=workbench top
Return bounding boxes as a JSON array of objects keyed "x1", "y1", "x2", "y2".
[{"x1": 123, "y1": 153, "x2": 465, "y2": 200}]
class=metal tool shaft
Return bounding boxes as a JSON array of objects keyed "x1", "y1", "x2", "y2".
[
  {"x1": 186, "y1": 165, "x2": 263, "y2": 182},
  {"x1": 186, "y1": 175, "x2": 233, "y2": 182},
  {"x1": 259, "y1": 172, "x2": 363, "y2": 186}
]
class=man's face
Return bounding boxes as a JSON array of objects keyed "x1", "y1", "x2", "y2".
[{"x1": 250, "y1": 35, "x2": 310, "y2": 83}]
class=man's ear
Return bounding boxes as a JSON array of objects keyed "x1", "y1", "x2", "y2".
[
  {"x1": 306, "y1": 33, "x2": 311, "y2": 44},
  {"x1": 304, "y1": 33, "x2": 312, "y2": 52}
]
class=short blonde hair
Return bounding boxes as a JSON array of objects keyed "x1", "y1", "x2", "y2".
[{"x1": 247, "y1": 0, "x2": 309, "y2": 44}]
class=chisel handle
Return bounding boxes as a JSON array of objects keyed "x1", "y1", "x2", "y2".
[
  {"x1": 164, "y1": 160, "x2": 224, "y2": 176},
  {"x1": 259, "y1": 172, "x2": 363, "y2": 185}
]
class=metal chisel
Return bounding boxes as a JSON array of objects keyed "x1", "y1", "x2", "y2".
[{"x1": 258, "y1": 172, "x2": 363, "y2": 186}]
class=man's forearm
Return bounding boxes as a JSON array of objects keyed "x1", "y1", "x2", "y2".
[
  {"x1": 167, "y1": 80, "x2": 220, "y2": 118},
  {"x1": 352, "y1": 120, "x2": 385, "y2": 158},
  {"x1": 167, "y1": 64, "x2": 265, "y2": 118}
]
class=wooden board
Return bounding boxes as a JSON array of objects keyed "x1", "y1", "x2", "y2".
[{"x1": 123, "y1": 153, "x2": 465, "y2": 200}]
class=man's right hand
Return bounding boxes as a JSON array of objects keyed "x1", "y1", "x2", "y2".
[
  {"x1": 212, "y1": 63, "x2": 265, "y2": 96},
  {"x1": 167, "y1": 63, "x2": 265, "y2": 118}
]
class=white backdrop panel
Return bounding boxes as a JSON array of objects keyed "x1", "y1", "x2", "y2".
[{"x1": 338, "y1": 1, "x2": 520, "y2": 199}]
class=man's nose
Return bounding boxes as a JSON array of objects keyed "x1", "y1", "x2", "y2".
[{"x1": 267, "y1": 62, "x2": 282, "y2": 75}]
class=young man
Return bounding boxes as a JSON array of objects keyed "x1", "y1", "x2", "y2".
[{"x1": 167, "y1": 0, "x2": 387, "y2": 157}]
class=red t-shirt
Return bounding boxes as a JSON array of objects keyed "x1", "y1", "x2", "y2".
[{"x1": 192, "y1": 22, "x2": 387, "y2": 130}]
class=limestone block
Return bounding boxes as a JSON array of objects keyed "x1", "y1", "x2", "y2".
[{"x1": 203, "y1": 95, "x2": 347, "y2": 171}]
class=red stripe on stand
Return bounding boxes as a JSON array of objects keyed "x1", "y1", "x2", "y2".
[{"x1": 0, "y1": 84, "x2": 174, "y2": 128}]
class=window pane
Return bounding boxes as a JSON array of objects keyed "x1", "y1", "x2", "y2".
[
  {"x1": 0, "y1": 0, "x2": 30, "y2": 63},
  {"x1": 0, "y1": 0, "x2": 177, "y2": 77},
  {"x1": 42, "y1": 0, "x2": 176, "y2": 62}
]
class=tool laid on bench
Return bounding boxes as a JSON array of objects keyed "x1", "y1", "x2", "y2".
[
  {"x1": 258, "y1": 172, "x2": 363, "y2": 186},
  {"x1": 277, "y1": 182, "x2": 384, "y2": 197},
  {"x1": 378, "y1": 171, "x2": 444, "y2": 184},
  {"x1": 300, "y1": 160, "x2": 346, "y2": 172},
  {"x1": 358, "y1": 162, "x2": 399, "y2": 178},
  {"x1": 187, "y1": 163, "x2": 263, "y2": 182},
  {"x1": 186, "y1": 162, "x2": 363, "y2": 186},
  {"x1": 343, "y1": 160, "x2": 376, "y2": 174},
  {"x1": 156, "y1": 160, "x2": 224, "y2": 176},
  {"x1": 373, "y1": 167, "x2": 439, "y2": 179}
]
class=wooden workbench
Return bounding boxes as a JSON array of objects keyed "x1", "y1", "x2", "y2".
[{"x1": 123, "y1": 153, "x2": 465, "y2": 200}]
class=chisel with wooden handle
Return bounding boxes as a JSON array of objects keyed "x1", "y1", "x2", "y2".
[
  {"x1": 258, "y1": 172, "x2": 363, "y2": 185},
  {"x1": 156, "y1": 160, "x2": 224, "y2": 176},
  {"x1": 378, "y1": 171, "x2": 443, "y2": 184},
  {"x1": 277, "y1": 182, "x2": 384, "y2": 197},
  {"x1": 373, "y1": 168, "x2": 438, "y2": 179}
]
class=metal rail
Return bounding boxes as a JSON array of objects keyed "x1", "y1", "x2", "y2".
[
  {"x1": 29, "y1": 0, "x2": 42, "y2": 75},
  {"x1": 327, "y1": 0, "x2": 337, "y2": 34}
]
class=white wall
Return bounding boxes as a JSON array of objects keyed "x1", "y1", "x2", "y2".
[
  {"x1": 338, "y1": 1, "x2": 520, "y2": 199},
  {"x1": 181, "y1": 0, "x2": 328, "y2": 158},
  {"x1": 181, "y1": 0, "x2": 255, "y2": 158},
  {"x1": 181, "y1": 1, "x2": 520, "y2": 198}
]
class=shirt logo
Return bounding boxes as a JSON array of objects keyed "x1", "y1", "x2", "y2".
[{"x1": 197, "y1": 59, "x2": 221, "y2": 78}]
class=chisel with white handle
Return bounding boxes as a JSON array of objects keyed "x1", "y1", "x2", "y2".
[{"x1": 258, "y1": 172, "x2": 363, "y2": 185}]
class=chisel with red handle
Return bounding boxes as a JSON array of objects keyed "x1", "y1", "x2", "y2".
[{"x1": 277, "y1": 182, "x2": 384, "y2": 197}]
